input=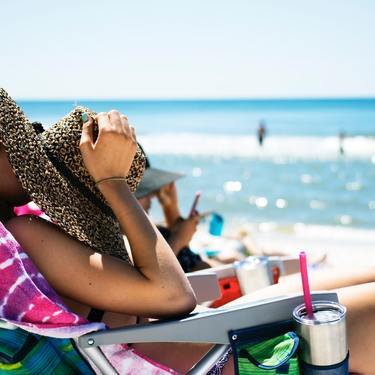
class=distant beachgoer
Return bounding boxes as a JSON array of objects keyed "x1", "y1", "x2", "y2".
[
  {"x1": 339, "y1": 130, "x2": 346, "y2": 155},
  {"x1": 257, "y1": 120, "x2": 267, "y2": 146}
]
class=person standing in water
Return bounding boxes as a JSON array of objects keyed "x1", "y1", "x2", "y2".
[
  {"x1": 339, "y1": 130, "x2": 346, "y2": 155},
  {"x1": 257, "y1": 120, "x2": 267, "y2": 146}
]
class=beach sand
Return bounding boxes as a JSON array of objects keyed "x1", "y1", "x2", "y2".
[{"x1": 192, "y1": 222, "x2": 375, "y2": 269}]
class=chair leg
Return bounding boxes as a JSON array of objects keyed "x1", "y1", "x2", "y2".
[
  {"x1": 74, "y1": 339, "x2": 119, "y2": 375},
  {"x1": 187, "y1": 344, "x2": 231, "y2": 375}
]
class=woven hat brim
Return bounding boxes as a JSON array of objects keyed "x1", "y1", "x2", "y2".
[
  {"x1": 135, "y1": 168, "x2": 184, "y2": 199},
  {"x1": 0, "y1": 89, "x2": 130, "y2": 263}
]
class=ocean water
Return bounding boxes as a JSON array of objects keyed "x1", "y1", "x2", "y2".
[{"x1": 19, "y1": 99, "x2": 375, "y2": 232}]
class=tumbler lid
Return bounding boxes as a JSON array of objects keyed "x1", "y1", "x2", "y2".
[{"x1": 293, "y1": 301, "x2": 346, "y2": 325}]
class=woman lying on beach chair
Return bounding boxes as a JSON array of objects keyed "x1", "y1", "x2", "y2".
[{"x1": 1, "y1": 88, "x2": 375, "y2": 374}]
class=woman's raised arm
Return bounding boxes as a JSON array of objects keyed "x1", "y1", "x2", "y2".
[{"x1": 79, "y1": 110, "x2": 196, "y2": 315}]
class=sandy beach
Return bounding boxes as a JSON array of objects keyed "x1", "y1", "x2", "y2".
[
  {"x1": 192, "y1": 221, "x2": 375, "y2": 270},
  {"x1": 243, "y1": 223, "x2": 375, "y2": 268}
]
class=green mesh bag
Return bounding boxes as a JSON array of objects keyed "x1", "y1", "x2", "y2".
[{"x1": 229, "y1": 321, "x2": 300, "y2": 374}]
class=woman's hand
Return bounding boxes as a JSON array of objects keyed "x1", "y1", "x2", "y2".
[{"x1": 79, "y1": 110, "x2": 137, "y2": 183}]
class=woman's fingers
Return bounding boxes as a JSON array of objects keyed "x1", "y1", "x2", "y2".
[
  {"x1": 130, "y1": 125, "x2": 136, "y2": 142},
  {"x1": 120, "y1": 114, "x2": 129, "y2": 135},
  {"x1": 119, "y1": 115, "x2": 137, "y2": 143},
  {"x1": 108, "y1": 110, "x2": 123, "y2": 130},
  {"x1": 79, "y1": 113, "x2": 94, "y2": 151},
  {"x1": 80, "y1": 110, "x2": 137, "y2": 182},
  {"x1": 95, "y1": 111, "x2": 134, "y2": 141},
  {"x1": 96, "y1": 112, "x2": 111, "y2": 134}
]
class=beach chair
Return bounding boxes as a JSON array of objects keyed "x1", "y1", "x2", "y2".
[
  {"x1": 0, "y1": 221, "x2": 339, "y2": 374},
  {"x1": 0, "y1": 292, "x2": 339, "y2": 374},
  {"x1": 186, "y1": 271, "x2": 222, "y2": 303},
  {"x1": 76, "y1": 292, "x2": 339, "y2": 374}
]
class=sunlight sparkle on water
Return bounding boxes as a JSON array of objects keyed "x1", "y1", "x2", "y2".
[
  {"x1": 310, "y1": 200, "x2": 326, "y2": 210},
  {"x1": 192, "y1": 167, "x2": 202, "y2": 177},
  {"x1": 255, "y1": 197, "x2": 268, "y2": 209},
  {"x1": 338, "y1": 215, "x2": 352, "y2": 225},
  {"x1": 345, "y1": 181, "x2": 362, "y2": 191},
  {"x1": 276, "y1": 199, "x2": 288, "y2": 209},
  {"x1": 224, "y1": 181, "x2": 242, "y2": 192},
  {"x1": 301, "y1": 174, "x2": 313, "y2": 184}
]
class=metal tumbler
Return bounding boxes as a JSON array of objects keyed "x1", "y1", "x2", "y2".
[
  {"x1": 234, "y1": 257, "x2": 272, "y2": 294},
  {"x1": 293, "y1": 301, "x2": 349, "y2": 373}
]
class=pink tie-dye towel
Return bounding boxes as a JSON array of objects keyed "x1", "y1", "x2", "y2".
[
  {"x1": 0, "y1": 219, "x2": 178, "y2": 374},
  {"x1": 0, "y1": 220, "x2": 103, "y2": 337}
]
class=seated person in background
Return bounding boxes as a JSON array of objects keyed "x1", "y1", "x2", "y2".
[{"x1": 135, "y1": 146, "x2": 211, "y2": 272}]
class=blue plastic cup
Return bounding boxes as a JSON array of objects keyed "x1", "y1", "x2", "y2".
[{"x1": 209, "y1": 213, "x2": 224, "y2": 236}]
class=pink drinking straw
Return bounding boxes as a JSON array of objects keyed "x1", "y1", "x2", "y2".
[{"x1": 299, "y1": 251, "x2": 314, "y2": 317}]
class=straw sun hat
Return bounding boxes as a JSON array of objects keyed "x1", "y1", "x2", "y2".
[{"x1": 0, "y1": 88, "x2": 145, "y2": 263}]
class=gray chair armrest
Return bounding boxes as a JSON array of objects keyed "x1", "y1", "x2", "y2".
[
  {"x1": 193, "y1": 263, "x2": 236, "y2": 279},
  {"x1": 192, "y1": 256, "x2": 301, "y2": 281},
  {"x1": 269, "y1": 255, "x2": 300, "y2": 276},
  {"x1": 78, "y1": 292, "x2": 338, "y2": 348},
  {"x1": 186, "y1": 271, "x2": 221, "y2": 303}
]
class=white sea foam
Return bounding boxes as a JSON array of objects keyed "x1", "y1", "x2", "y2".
[{"x1": 139, "y1": 133, "x2": 375, "y2": 161}]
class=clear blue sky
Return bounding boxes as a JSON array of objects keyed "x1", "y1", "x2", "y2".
[{"x1": 1, "y1": 0, "x2": 375, "y2": 99}]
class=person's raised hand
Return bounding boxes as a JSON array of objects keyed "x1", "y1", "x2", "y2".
[
  {"x1": 79, "y1": 111, "x2": 137, "y2": 183},
  {"x1": 169, "y1": 214, "x2": 200, "y2": 248},
  {"x1": 157, "y1": 182, "x2": 182, "y2": 226},
  {"x1": 157, "y1": 182, "x2": 178, "y2": 208}
]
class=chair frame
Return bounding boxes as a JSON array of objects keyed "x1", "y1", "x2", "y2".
[
  {"x1": 0, "y1": 255, "x2": 321, "y2": 374},
  {"x1": 77, "y1": 292, "x2": 338, "y2": 375}
]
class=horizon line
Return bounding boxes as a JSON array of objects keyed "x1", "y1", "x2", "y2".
[{"x1": 16, "y1": 95, "x2": 375, "y2": 102}]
